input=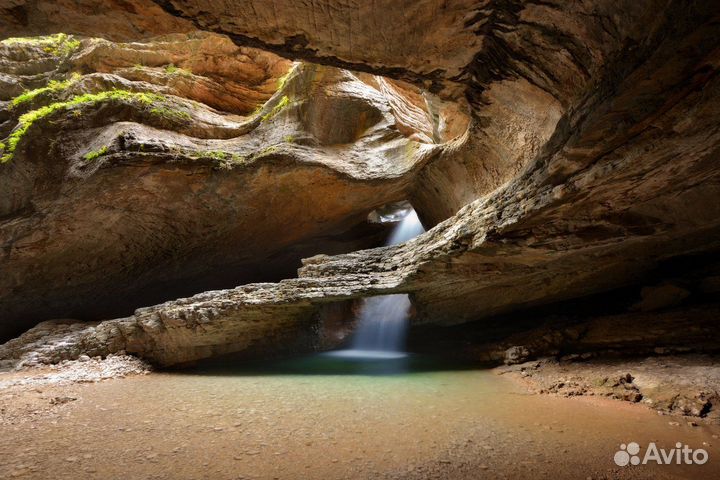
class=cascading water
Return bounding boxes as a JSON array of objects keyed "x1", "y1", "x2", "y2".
[{"x1": 328, "y1": 207, "x2": 425, "y2": 360}]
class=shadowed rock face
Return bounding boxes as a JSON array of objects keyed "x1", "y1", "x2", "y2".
[
  {"x1": 0, "y1": 0, "x2": 192, "y2": 40},
  {"x1": 1, "y1": 2, "x2": 720, "y2": 366}
]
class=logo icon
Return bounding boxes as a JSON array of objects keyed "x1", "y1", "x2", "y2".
[{"x1": 614, "y1": 442, "x2": 641, "y2": 466}]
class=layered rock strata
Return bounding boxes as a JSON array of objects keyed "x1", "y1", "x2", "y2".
[
  {"x1": 0, "y1": 2, "x2": 719, "y2": 367},
  {"x1": 0, "y1": 32, "x2": 459, "y2": 339}
]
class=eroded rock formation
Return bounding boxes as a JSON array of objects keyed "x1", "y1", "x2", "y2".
[
  {"x1": 1, "y1": 1, "x2": 719, "y2": 369},
  {"x1": 0, "y1": 32, "x2": 463, "y2": 339}
]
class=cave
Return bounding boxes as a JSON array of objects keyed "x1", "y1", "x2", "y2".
[{"x1": 1, "y1": 1, "x2": 719, "y2": 479}]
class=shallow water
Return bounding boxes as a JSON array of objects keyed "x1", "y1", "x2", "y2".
[{"x1": 2, "y1": 355, "x2": 719, "y2": 479}]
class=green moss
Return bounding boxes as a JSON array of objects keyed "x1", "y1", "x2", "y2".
[
  {"x1": 191, "y1": 150, "x2": 247, "y2": 164},
  {"x1": 257, "y1": 145, "x2": 279, "y2": 156},
  {"x1": 11, "y1": 72, "x2": 82, "y2": 108},
  {"x1": 56, "y1": 37, "x2": 81, "y2": 57},
  {"x1": 250, "y1": 103, "x2": 264, "y2": 117},
  {"x1": 164, "y1": 64, "x2": 192, "y2": 76},
  {"x1": 2, "y1": 129, "x2": 27, "y2": 163},
  {"x1": 83, "y1": 145, "x2": 108, "y2": 161},
  {"x1": 283, "y1": 135, "x2": 295, "y2": 143},
  {"x1": 200, "y1": 150, "x2": 227, "y2": 160},
  {"x1": 1, "y1": 35, "x2": 58, "y2": 46},
  {"x1": 150, "y1": 106, "x2": 191, "y2": 123},
  {"x1": 277, "y1": 95, "x2": 290, "y2": 109},
  {"x1": 1, "y1": 89, "x2": 165, "y2": 163},
  {"x1": 2, "y1": 33, "x2": 81, "y2": 57},
  {"x1": 61, "y1": 90, "x2": 163, "y2": 107},
  {"x1": 261, "y1": 95, "x2": 291, "y2": 122},
  {"x1": 1, "y1": 37, "x2": 36, "y2": 45},
  {"x1": 276, "y1": 65, "x2": 295, "y2": 90},
  {"x1": 249, "y1": 69, "x2": 295, "y2": 118}
]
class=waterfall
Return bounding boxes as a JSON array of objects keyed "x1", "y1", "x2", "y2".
[
  {"x1": 329, "y1": 207, "x2": 425, "y2": 360},
  {"x1": 384, "y1": 208, "x2": 425, "y2": 247},
  {"x1": 348, "y1": 294, "x2": 411, "y2": 353}
]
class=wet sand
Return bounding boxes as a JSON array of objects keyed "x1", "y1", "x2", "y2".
[{"x1": 1, "y1": 355, "x2": 719, "y2": 479}]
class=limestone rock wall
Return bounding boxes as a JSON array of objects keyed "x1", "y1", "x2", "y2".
[{"x1": 0, "y1": 33, "x2": 460, "y2": 339}]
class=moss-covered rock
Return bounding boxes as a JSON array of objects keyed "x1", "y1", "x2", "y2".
[{"x1": 0, "y1": 33, "x2": 447, "y2": 340}]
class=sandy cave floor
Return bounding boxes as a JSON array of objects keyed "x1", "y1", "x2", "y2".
[{"x1": 1, "y1": 354, "x2": 719, "y2": 480}]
